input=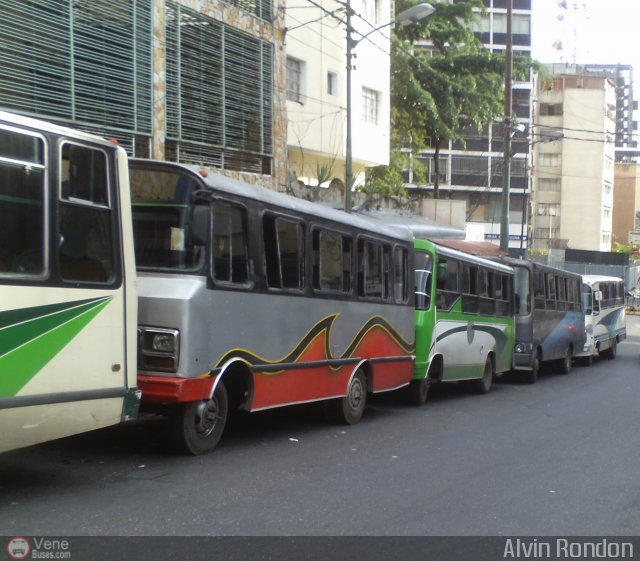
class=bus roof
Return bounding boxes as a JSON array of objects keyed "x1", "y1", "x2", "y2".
[
  {"x1": 0, "y1": 110, "x2": 117, "y2": 150},
  {"x1": 130, "y1": 159, "x2": 418, "y2": 243},
  {"x1": 500, "y1": 257, "x2": 583, "y2": 280},
  {"x1": 414, "y1": 238, "x2": 514, "y2": 274},
  {"x1": 581, "y1": 274, "x2": 624, "y2": 285}
]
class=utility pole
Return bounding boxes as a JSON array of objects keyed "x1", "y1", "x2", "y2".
[
  {"x1": 500, "y1": 0, "x2": 513, "y2": 252},
  {"x1": 344, "y1": 0, "x2": 354, "y2": 213}
]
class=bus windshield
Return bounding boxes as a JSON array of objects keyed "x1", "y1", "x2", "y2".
[
  {"x1": 514, "y1": 266, "x2": 531, "y2": 315},
  {"x1": 414, "y1": 252, "x2": 433, "y2": 310},
  {"x1": 582, "y1": 284, "x2": 593, "y2": 315},
  {"x1": 129, "y1": 166, "x2": 204, "y2": 271}
]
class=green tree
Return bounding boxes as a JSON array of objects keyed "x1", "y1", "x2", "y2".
[{"x1": 391, "y1": 0, "x2": 507, "y2": 199}]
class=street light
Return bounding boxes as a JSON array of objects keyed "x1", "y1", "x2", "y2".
[{"x1": 344, "y1": 2, "x2": 435, "y2": 213}]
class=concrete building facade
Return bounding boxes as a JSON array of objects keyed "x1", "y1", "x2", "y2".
[
  {"x1": 531, "y1": 69, "x2": 616, "y2": 252},
  {"x1": 613, "y1": 162, "x2": 640, "y2": 246}
]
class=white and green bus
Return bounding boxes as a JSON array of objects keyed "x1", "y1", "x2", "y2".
[
  {"x1": 0, "y1": 111, "x2": 140, "y2": 453},
  {"x1": 577, "y1": 275, "x2": 626, "y2": 364},
  {"x1": 410, "y1": 239, "x2": 515, "y2": 405}
]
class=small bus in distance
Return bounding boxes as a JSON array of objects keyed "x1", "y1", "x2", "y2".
[{"x1": 576, "y1": 275, "x2": 626, "y2": 364}]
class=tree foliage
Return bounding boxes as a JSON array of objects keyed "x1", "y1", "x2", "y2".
[{"x1": 390, "y1": 0, "x2": 506, "y2": 198}]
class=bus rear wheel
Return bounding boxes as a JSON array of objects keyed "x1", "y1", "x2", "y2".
[
  {"x1": 472, "y1": 358, "x2": 494, "y2": 394},
  {"x1": 601, "y1": 339, "x2": 617, "y2": 360},
  {"x1": 168, "y1": 382, "x2": 228, "y2": 455},
  {"x1": 558, "y1": 347, "x2": 572, "y2": 374},
  {"x1": 325, "y1": 369, "x2": 366, "y2": 425}
]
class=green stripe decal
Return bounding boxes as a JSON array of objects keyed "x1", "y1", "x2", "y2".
[{"x1": 0, "y1": 297, "x2": 112, "y2": 398}]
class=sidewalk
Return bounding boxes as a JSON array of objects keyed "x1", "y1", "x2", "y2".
[{"x1": 625, "y1": 311, "x2": 640, "y2": 337}]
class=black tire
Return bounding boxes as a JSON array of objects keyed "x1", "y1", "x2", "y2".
[
  {"x1": 168, "y1": 382, "x2": 228, "y2": 455},
  {"x1": 325, "y1": 369, "x2": 367, "y2": 425},
  {"x1": 578, "y1": 354, "x2": 593, "y2": 367},
  {"x1": 472, "y1": 358, "x2": 494, "y2": 394},
  {"x1": 601, "y1": 340, "x2": 617, "y2": 360},
  {"x1": 558, "y1": 347, "x2": 572, "y2": 375},
  {"x1": 522, "y1": 352, "x2": 540, "y2": 384},
  {"x1": 406, "y1": 377, "x2": 430, "y2": 406}
]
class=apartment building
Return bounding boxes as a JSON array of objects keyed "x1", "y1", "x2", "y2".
[
  {"x1": 285, "y1": 0, "x2": 392, "y2": 191},
  {"x1": 0, "y1": 0, "x2": 288, "y2": 189},
  {"x1": 531, "y1": 67, "x2": 616, "y2": 252}
]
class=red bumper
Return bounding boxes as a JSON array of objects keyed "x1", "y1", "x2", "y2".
[{"x1": 138, "y1": 374, "x2": 216, "y2": 403}]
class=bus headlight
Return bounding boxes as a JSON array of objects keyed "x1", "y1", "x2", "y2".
[
  {"x1": 514, "y1": 342, "x2": 531, "y2": 354},
  {"x1": 152, "y1": 333, "x2": 176, "y2": 353},
  {"x1": 139, "y1": 328, "x2": 180, "y2": 372}
]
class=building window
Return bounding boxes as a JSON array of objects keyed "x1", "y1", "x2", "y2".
[
  {"x1": 363, "y1": 0, "x2": 381, "y2": 24},
  {"x1": 362, "y1": 87, "x2": 380, "y2": 124},
  {"x1": 539, "y1": 154, "x2": 561, "y2": 167},
  {"x1": 537, "y1": 203, "x2": 560, "y2": 216},
  {"x1": 166, "y1": 3, "x2": 274, "y2": 173},
  {"x1": 286, "y1": 57, "x2": 304, "y2": 103},
  {"x1": 539, "y1": 103, "x2": 563, "y2": 116},
  {"x1": 327, "y1": 71, "x2": 337, "y2": 96},
  {"x1": 538, "y1": 178, "x2": 560, "y2": 191}
]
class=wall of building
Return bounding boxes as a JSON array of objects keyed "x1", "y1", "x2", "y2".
[
  {"x1": 285, "y1": 0, "x2": 392, "y2": 191},
  {"x1": 613, "y1": 162, "x2": 640, "y2": 245},
  {"x1": 532, "y1": 72, "x2": 616, "y2": 252}
]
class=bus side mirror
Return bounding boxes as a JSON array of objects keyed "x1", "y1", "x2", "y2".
[
  {"x1": 594, "y1": 290, "x2": 602, "y2": 302},
  {"x1": 191, "y1": 205, "x2": 210, "y2": 245}
]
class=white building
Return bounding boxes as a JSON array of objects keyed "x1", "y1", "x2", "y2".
[{"x1": 285, "y1": 0, "x2": 392, "y2": 192}]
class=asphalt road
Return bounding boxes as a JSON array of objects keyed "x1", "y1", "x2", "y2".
[{"x1": 2, "y1": 317, "x2": 640, "y2": 537}]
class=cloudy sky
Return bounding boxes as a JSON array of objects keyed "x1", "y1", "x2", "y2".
[{"x1": 531, "y1": 0, "x2": 639, "y2": 74}]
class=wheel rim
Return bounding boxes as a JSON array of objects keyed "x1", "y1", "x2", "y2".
[
  {"x1": 348, "y1": 376, "x2": 364, "y2": 411},
  {"x1": 194, "y1": 398, "x2": 222, "y2": 438}
]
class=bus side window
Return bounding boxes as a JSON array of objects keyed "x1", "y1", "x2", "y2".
[
  {"x1": 264, "y1": 215, "x2": 304, "y2": 290},
  {"x1": 435, "y1": 257, "x2": 459, "y2": 310},
  {"x1": 313, "y1": 230, "x2": 351, "y2": 293},
  {"x1": 59, "y1": 144, "x2": 114, "y2": 284},
  {"x1": 533, "y1": 269, "x2": 545, "y2": 309},
  {"x1": 393, "y1": 246, "x2": 409, "y2": 303},
  {"x1": 212, "y1": 202, "x2": 249, "y2": 285},
  {"x1": 545, "y1": 273, "x2": 557, "y2": 310},
  {"x1": 0, "y1": 129, "x2": 46, "y2": 277},
  {"x1": 358, "y1": 239, "x2": 386, "y2": 299}
]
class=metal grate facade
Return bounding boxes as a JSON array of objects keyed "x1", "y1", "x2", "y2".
[
  {"x1": 166, "y1": 2, "x2": 273, "y2": 174},
  {"x1": 0, "y1": 0, "x2": 153, "y2": 137}
]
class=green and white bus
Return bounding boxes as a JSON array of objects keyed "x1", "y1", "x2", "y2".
[
  {"x1": 0, "y1": 111, "x2": 140, "y2": 453},
  {"x1": 410, "y1": 239, "x2": 515, "y2": 405}
]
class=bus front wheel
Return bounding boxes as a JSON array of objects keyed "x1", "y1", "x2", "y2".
[
  {"x1": 523, "y1": 352, "x2": 540, "y2": 384},
  {"x1": 325, "y1": 369, "x2": 367, "y2": 425},
  {"x1": 168, "y1": 382, "x2": 229, "y2": 455}
]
